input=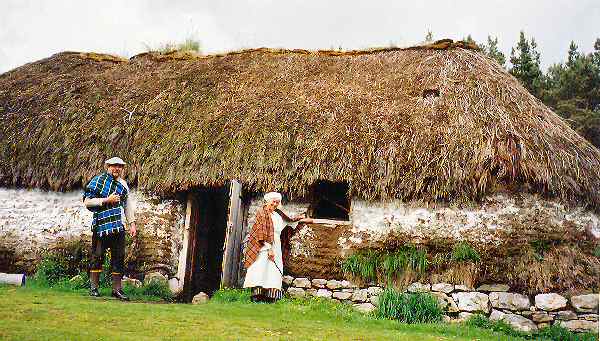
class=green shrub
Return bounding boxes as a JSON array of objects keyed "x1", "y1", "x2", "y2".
[
  {"x1": 451, "y1": 242, "x2": 481, "y2": 263},
  {"x1": 34, "y1": 257, "x2": 69, "y2": 286},
  {"x1": 342, "y1": 245, "x2": 429, "y2": 283},
  {"x1": 341, "y1": 250, "x2": 380, "y2": 283},
  {"x1": 211, "y1": 288, "x2": 251, "y2": 303},
  {"x1": 593, "y1": 245, "x2": 600, "y2": 258},
  {"x1": 537, "y1": 324, "x2": 598, "y2": 341},
  {"x1": 375, "y1": 288, "x2": 442, "y2": 323}
]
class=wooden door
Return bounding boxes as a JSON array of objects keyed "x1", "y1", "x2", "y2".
[{"x1": 220, "y1": 180, "x2": 244, "y2": 287}]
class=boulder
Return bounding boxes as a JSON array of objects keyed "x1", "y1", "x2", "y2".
[
  {"x1": 306, "y1": 289, "x2": 317, "y2": 297},
  {"x1": 556, "y1": 320, "x2": 599, "y2": 333},
  {"x1": 282, "y1": 275, "x2": 295, "y2": 286},
  {"x1": 555, "y1": 310, "x2": 578, "y2": 321},
  {"x1": 144, "y1": 272, "x2": 167, "y2": 285},
  {"x1": 476, "y1": 284, "x2": 509, "y2": 292},
  {"x1": 292, "y1": 278, "x2": 311, "y2": 288},
  {"x1": 315, "y1": 289, "x2": 332, "y2": 299},
  {"x1": 353, "y1": 303, "x2": 376, "y2": 314},
  {"x1": 340, "y1": 280, "x2": 353, "y2": 288},
  {"x1": 452, "y1": 292, "x2": 490, "y2": 313},
  {"x1": 287, "y1": 287, "x2": 306, "y2": 298},
  {"x1": 531, "y1": 312, "x2": 553, "y2": 323},
  {"x1": 430, "y1": 292, "x2": 454, "y2": 311},
  {"x1": 534, "y1": 293, "x2": 567, "y2": 311},
  {"x1": 332, "y1": 291, "x2": 352, "y2": 300},
  {"x1": 192, "y1": 292, "x2": 209, "y2": 304},
  {"x1": 326, "y1": 280, "x2": 342, "y2": 290},
  {"x1": 431, "y1": 283, "x2": 454, "y2": 294},
  {"x1": 370, "y1": 295, "x2": 379, "y2": 306},
  {"x1": 351, "y1": 289, "x2": 369, "y2": 302},
  {"x1": 458, "y1": 312, "x2": 474, "y2": 321},
  {"x1": 502, "y1": 314, "x2": 538, "y2": 333},
  {"x1": 311, "y1": 279, "x2": 327, "y2": 288},
  {"x1": 367, "y1": 286, "x2": 384, "y2": 296},
  {"x1": 580, "y1": 314, "x2": 599, "y2": 322},
  {"x1": 407, "y1": 282, "x2": 431, "y2": 293},
  {"x1": 489, "y1": 292, "x2": 531, "y2": 311},
  {"x1": 168, "y1": 278, "x2": 182, "y2": 295},
  {"x1": 454, "y1": 284, "x2": 473, "y2": 292},
  {"x1": 489, "y1": 309, "x2": 506, "y2": 321},
  {"x1": 571, "y1": 294, "x2": 599, "y2": 313}
]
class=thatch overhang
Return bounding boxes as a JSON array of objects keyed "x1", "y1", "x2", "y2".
[{"x1": 1, "y1": 40, "x2": 600, "y2": 207}]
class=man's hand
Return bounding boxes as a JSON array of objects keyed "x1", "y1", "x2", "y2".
[
  {"x1": 129, "y1": 222, "x2": 137, "y2": 238},
  {"x1": 268, "y1": 249, "x2": 275, "y2": 261},
  {"x1": 105, "y1": 194, "x2": 121, "y2": 205}
]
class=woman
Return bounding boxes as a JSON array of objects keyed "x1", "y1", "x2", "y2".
[{"x1": 243, "y1": 192, "x2": 313, "y2": 302}]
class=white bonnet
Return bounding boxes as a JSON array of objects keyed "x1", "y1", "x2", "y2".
[{"x1": 263, "y1": 192, "x2": 282, "y2": 203}]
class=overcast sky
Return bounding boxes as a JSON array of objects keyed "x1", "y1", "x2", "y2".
[{"x1": 1, "y1": 0, "x2": 599, "y2": 73}]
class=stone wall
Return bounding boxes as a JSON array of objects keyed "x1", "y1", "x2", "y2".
[
  {"x1": 0, "y1": 188, "x2": 185, "y2": 274},
  {"x1": 285, "y1": 193, "x2": 600, "y2": 279},
  {"x1": 282, "y1": 275, "x2": 600, "y2": 333}
]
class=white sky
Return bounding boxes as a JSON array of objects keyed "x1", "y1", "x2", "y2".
[{"x1": 1, "y1": 0, "x2": 599, "y2": 73}]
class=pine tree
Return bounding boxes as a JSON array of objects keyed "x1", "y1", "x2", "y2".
[
  {"x1": 509, "y1": 31, "x2": 545, "y2": 98},
  {"x1": 483, "y1": 36, "x2": 506, "y2": 67},
  {"x1": 567, "y1": 41, "x2": 580, "y2": 67}
]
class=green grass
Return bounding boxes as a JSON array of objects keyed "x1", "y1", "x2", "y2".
[
  {"x1": 375, "y1": 289, "x2": 443, "y2": 323},
  {"x1": 451, "y1": 242, "x2": 481, "y2": 263},
  {"x1": 0, "y1": 285, "x2": 532, "y2": 341}
]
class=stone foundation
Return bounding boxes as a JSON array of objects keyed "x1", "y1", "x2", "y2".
[{"x1": 282, "y1": 275, "x2": 599, "y2": 333}]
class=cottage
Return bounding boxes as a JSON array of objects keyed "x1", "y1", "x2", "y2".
[{"x1": 1, "y1": 40, "x2": 599, "y2": 301}]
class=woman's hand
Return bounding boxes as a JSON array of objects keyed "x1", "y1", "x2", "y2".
[
  {"x1": 292, "y1": 213, "x2": 306, "y2": 222},
  {"x1": 268, "y1": 249, "x2": 275, "y2": 261},
  {"x1": 299, "y1": 218, "x2": 314, "y2": 224}
]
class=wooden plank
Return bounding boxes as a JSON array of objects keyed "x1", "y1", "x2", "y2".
[{"x1": 220, "y1": 180, "x2": 243, "y2": 288}]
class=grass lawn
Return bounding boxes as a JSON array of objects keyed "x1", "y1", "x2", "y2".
[{"x1": 0, "y1": 285, "x2": 527, "y2": 341}]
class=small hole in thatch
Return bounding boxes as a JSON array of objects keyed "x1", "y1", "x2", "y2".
[
  {"x1": 423, "y1": 89, "x2": 440, "y2": 98},
  {"x1": 310, "y1": 181, "x2": 350, "y2": 220}
]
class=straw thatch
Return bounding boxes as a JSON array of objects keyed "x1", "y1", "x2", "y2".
[{"x1": 1, "y1": 40, "x2": 600, "y2": 207}]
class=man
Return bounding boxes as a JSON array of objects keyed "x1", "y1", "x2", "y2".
[{"x1": 83, "y1": 157, "x2": 136, "y2": 300}]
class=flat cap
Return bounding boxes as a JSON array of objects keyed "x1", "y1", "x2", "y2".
[{"x1": 104, "y1": 157, "x2": 126, "y2": 165}]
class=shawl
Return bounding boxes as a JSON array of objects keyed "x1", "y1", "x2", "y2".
[
  {"x1": 83, "y1": 172, "x2": 128, "y2": 237},
  {"x1": 243, "y1": 206, "x2": 274, "y2": 269}
]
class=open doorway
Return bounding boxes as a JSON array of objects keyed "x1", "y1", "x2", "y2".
[{"x1": 183, "y1": 186, "x2": 230, "y2": 301}]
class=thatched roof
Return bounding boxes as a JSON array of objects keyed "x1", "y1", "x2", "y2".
[{"x1": 1, "y1": 40, "x2": 600, "y2": 207}]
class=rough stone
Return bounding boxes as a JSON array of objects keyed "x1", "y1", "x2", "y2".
[
  {"x1": 537, "y1": 323, "x2": 550, "y2": 329},
  {"x1": 370, "y1": 295, "x2": 379, "y2": 306},
  {"x1": 520, "y1": 311, "x2": 532, "y2": 317},
  {"x1": 367, "y1": 286, "x2": 384, "y2": 296},
  {"x1": 353, "y1": 303, "x2": 376, "y2": 314},
  {"x1": 332, "y1": 291, "x2": 352, "y2": 300},
  {"x1": 532, "y1": 312, "x2": 553, "y2": 323},
  {"x1": 502, "y1": 314, "x2": 538, "y2": 333},
  {"x1": 306, "y1": 289, "x2": 317, "y2": 297},
  {"x1": 454, "y1": 284, "x2": 473, "y2": 292},
  {"x1": 311, "y1": 279, "x2": 327, "y2": 288},
  {"x1": 571, "y1": 294, "x2": 599, "y2": 313},
  {"x1": 192, "y1": 292, "x2": 209, "y2": 304},
  {"x1": 351, "y1": 289, "x2": 369, "y2": 302},
  {"x1": 580, "y1": 314, "x2": 599, "y2": 322},
  {"x1": 477, "y1": 284, "x2": 510, "y2": 292},
  {"x1": 458, "y1": 312, "x2": 474, "y2": 320},
  {"x1": 431, "y1": 292, "x2": 451, "y2": 311},
  {"x1": 452, "y1": 292, "x2": 490, "y2": 313},
  {"x1": 326, "y1": 280, "x2": 342, "y2": 290},
  {"x1": 168, "y1": 277, "x2": 182, "y2": 295},
  {"x1": 144, "y1": 272, "x2": 167, "y2": 285},
  {"x1": 315, "y1": 289, "x2": 332, "y2": 298},
  {"x1": 292, "y1": 278, "x2": 311, "y2": 288},
  {"x1": 340, "y1": 280, "x2": 353, "y2": 288},
  {"x1": 555, "y1": 310, "x2": 578, "y2": 321},
  {"x1": 489, "y1": 292, "x2": 531, "y2": 311},
  {"x1": 407, "y1": 282, "x2": 431, "y2": 293},
  {"x1": 489, "y1": 309, "x2": 506, "y2": 321},
  {"x1": 282, "y1": 275, "x2": 294, "y2": 286},
  {"x1": 535, "y1": 293, "x2": 567, "y2": 311},
  {"x1": 287, "y1": 287, "x2": 306, "y2": 298},
  {"x1": 431, "y1": 283, "x2": 454, "y2": 294},
  {"x1": 557, "y1": 319, "x2": 599, "y2": 333}
]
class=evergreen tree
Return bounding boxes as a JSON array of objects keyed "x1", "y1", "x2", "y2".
[
  {"x1": 567, "y1": 41, "x2": 580, "y2": 67},
  {"x1": 509, "y1": 31, "x2": 545, "y2": 98},
  {"x1": 425, "y1": 30, "x2": 434, "y2": 43},
  {"x1": 482, "y1": 36, "x2": 506, "y2": 67}
]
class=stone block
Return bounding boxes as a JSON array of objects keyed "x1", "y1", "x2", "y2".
[
  {"x1": 306, "y1": 289, "x2": 317, "y2": 297},
  {"x1": 502, "y1": 314, "x2": 538, "y2": 333},
  {"x1": 287, "y1": 287, "x2": 306, "y2": 298},
  {"x1": 556, "y1": 319, "x2": 599, "y2": 333},
  {"x1": 326, "y1": 280, "x2": 342, "y2": 290},
  {"x1": 332, "y1": 291, "x2": 352, "y2": 300},
  {"x1": 315, "y1": 289, "x2": 332, "y2": 298},
  {"x1": 571, "y1": 294, "x2": 599, "y2": 313},
  {"x1": 340, "y1": 280, "x2": 353, "y2": 288},
  {"x1": 532, "y1": 312, "x2": 553, "y2": 323},
  {"x1": 353, "y1": 303, "x2": 376, "y2": 314},
  {"x1": 311, "y1": 279, "x2": 327, "y2": 288},
  {"x1": 555, "y1": 310, "x2": 578, "y2": 321},
  {"x1": 192, "y1": 292, "x2": 209, "y2": 304},
  {"x1": 144, "y1": 271, "x2": 167, "y2": 285},
  {"x1": 282, "y1": 275, "x2": 294, "y2": 286},
  {"x1": 122, "y1": 276, "x2": 142, "y2": 288},
  {"x1": 370, "y1": 295, "x2": 379, "y2": 306},
  {"x1": 477, "y1": 284, "x2": 509, "y2": 292},
  {"x1": 407, "y1": 282, "x2": 431, "y2": 293},
  {"x1": 535, "y1": 293, "x2": 567, "y2": 311},
  {"x1": 351, "y1": 289, "x2": 369, "y2": 302},
  {"x1": 168, "y1": 277, "x2": 181, "y2": 295},
  {"x1": 454, "y1": 284, "x2": 473, "y2": 292},
  {"x1": 431, "y1": 283, "x2": 454, "y2": 294},
  {"x1": 580, "y1": 314, "x2": 598, "y2": 322},
  {"x1": 430, "y1": 292, "x2": 451, "y2": 311},
  {"x1": 489, "y1": 309, "x2": 506, "y2": 321},
  {"x1": 367, "y1": 286, "x2": 384, "y2": 296},
  {"x1": 489, "y1": 292, "x2": 531, "y2": 311},
  {"x1": 452, "y1": 292, "x2": 490, "y2": 313},
  {"x1": 292, "y1": 277, "x2": 311, "y2": 288}
]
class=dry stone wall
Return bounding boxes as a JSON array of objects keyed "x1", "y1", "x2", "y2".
[
  {"x1": 282, "y1": 275, "x2": 599, "y2": 333},
  {"x1": 0, "y1": 188, "x2": 185, "y2": 275}
]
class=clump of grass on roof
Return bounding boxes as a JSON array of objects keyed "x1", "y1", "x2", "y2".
[{"x1": 451, "y1": 242, "x2": 481, "y2": 263}]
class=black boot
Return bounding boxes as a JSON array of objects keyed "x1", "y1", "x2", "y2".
[
  {"x1": 111, "y1": 274, "x2": 129, "y2": 301},
  {"x1": 89, "y1": 271, "x2": 100, "y2": 297}
]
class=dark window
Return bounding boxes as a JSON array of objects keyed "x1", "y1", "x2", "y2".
[
  {"x1": 422, "y1": 89, "x2": 440, "y2": 98},
  {"x1": 311, "y1": 181, "x2": 350, "y2": 220}
]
